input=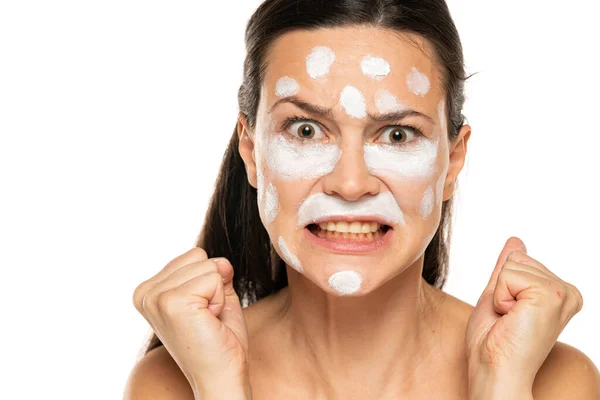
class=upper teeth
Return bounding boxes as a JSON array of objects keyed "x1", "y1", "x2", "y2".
[{"x1": 318, "y1": 221, "x2": 381, "y2": 233}]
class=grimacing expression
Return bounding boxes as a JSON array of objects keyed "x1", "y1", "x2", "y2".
[{"x1": 238, "y1": 26, "x2": 468, "y2": 296}]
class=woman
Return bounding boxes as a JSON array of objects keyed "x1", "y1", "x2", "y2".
[{"x1": 126, "y1": 1, "x2": 599, "y2": 398}]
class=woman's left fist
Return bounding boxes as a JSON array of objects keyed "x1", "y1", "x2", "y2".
[{"x1": 465, "y1": 236, "x2": 584, "y2": 390}]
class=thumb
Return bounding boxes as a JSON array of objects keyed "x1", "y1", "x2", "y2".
[
  {"x1": 214, "y1": 258, "x2": 250, "y2": 350},
  {"x1": 484, "y1": 236, "x2": 527, "y2": 293}
]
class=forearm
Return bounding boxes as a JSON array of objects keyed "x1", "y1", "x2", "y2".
[
  {"x1": 468, "y1": 368, "x2": 533, "y2": 400},
  {"x1": 193, "y1": 378, "x2": 253, "y2": 400}
]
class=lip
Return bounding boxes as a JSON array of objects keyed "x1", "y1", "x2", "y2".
[
  {"x1": 303, "y1": 224, "x2": 394, "y2": 254},
  {"x1": 303, "y1": 214, "x2": 394, "y2": 228}
]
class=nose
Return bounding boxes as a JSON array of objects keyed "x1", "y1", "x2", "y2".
[{"x1": 322, "y1": 138, "x2": 379, "y2": 201}]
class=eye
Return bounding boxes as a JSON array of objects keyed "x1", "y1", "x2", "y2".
[
  {"x1": 287, "y1": 120, "x2": 325, "y2": 140},
  {"x1": 377, "y1": 126, "x2": 419, "y2": 145}
]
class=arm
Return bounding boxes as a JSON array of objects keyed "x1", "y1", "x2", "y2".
[
  {"x1": 123, "y1": 346, "x2": 195, "y2": 400},
  {"x1": 532, "y1": 342, "x2": 600, "y2": 400}
]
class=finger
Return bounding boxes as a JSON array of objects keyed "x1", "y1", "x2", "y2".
[
  {"x1": 493, "y1": 268, "x2": 548, "y2": 315},
  {"x1": 133, "y1": 247, "x2": 208, "y2": 311},
  {"x1": 156, "y1": 271, "x2": 226, "y2": 320},
  {"x1": 152, "y1": 258, "x2": 221, "y2": 293},
  {"x1": 502, "y1": 260, "x2": 554, "y2": 281},
  {"x1": 506, "y1": 250, "x2": 560, "y2": 281},
  {"x1": 484, "y1": 236, "x2": 527, "y2": 293}
]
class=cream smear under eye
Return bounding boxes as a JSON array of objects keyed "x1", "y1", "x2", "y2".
[
  {"x1": 265, "y1": 135, "x2": 341, "y2": 180},
  {"x1": 363, "y1": 139, "x2": 438, "y2": 179}
]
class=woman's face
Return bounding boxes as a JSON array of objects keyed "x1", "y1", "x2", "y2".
[{"x1": 239, "y1": 26, "x2": 470, "y2": 296}]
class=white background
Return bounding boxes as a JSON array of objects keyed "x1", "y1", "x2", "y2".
[{"x1": 1, "y1": 1, "x2": 598, "y2": 398}]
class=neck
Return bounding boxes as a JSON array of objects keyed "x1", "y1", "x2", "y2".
[{"x1": 273, "y1": 256, "x2": 446, "y2": 397}]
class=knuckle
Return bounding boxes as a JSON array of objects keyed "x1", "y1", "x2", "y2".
[
  {"x1": 132, "y1": 283, "x2": 145, "y2": 311},
  {"x1": 156, "y1": 290, "x2": 182, "y2": 315},
  {"x1": 189, "y1": 247, "x2": 208, "y2": 260}
]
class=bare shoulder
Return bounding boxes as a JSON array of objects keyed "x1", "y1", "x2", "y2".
[
  {"x1": 123, "y1": 345, "x2": 194, "y2": 400},
  {"x1": 532, "y1": 341, "x2": 600, "y2": 399}
]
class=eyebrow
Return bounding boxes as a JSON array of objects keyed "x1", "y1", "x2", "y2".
[{"x1": 268, "y1": 96, "x2": 435, "y2": 124}]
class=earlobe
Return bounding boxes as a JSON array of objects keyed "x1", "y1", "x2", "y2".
[
  {"x1": 442, "y1": 124, "x2": 471, "y2": 201},
  {"x1": 237, "y1": 115, "x2": 258, "y2": 189}
]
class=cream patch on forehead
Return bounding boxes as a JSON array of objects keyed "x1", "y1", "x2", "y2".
[
  {"x1": 266, "y1": 135, "x2": 341, "y2": 180},
  {"x1": 406, "y1": 67, "x2": 430, "y2": 96},
  {"x1": 275, "y1": 76, "x2": 300, "y2": 98},
  {"x1": 277, "y1": 236, "x2": 303, "y2": 273},
  {"x1": 364, "y1": 139, "x2": 438, "y2": 179},
  {"x1": 374, "y1": 89, "x2": 407, "y2": 114},
  {"x1": 306, "y1": 46, "x2": 336, "y2": 79},
  {"x1": 360, "y1": 55, "x2": 390, "y2": 80},
  {"x1": 264, "y1": 183, "x2": 279, "y2": 225},
  {"x1": 419, "y1": 186, "x2": 434, "y2": 220},
  {"x1": 339, "y1": 86, "x2": 367, "y2": 119},
  {"x1": 328, "y1": 270, "x2": 363, "y2": 295}
]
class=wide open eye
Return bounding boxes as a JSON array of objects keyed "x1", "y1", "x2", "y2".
[
  {"x1": 377, "y1": 126, "x2": 419, "y2": 145},
  {"x1": 288, "y1": 120, "x2": 325, "y2": 140}
]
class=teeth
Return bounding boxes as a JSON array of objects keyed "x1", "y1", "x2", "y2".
[{"x1": 317, "y1": 221, "x2": 381, "y2": 233}]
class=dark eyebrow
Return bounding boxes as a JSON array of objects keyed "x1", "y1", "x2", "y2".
[{"x1": 268, "y1": 96, "x2": 435, "y2": 124}]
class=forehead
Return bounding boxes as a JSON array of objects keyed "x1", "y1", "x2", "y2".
[{"x1": 262, "y1": 26, "x2": 444, "y2": 114}]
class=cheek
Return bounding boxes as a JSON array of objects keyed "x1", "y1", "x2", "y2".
[{"x1": 265, "y1": 135, "x2": 341, "y2": 180}]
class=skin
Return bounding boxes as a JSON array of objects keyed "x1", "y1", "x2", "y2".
[
  {"x1": 126, "y1": 26, "x2": 599, "y2": 400},
  {"x1": 238, "y1": 26, "x2": 471, "y2": 398}
]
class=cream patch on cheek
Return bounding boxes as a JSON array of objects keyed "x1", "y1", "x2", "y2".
[
  {"x1": 339, "y1": 86, "x2": 367, "y2": 119},
  {"x1": 374, "y1": 89, "x2": 407, "y2": 114},
  {"x1": 361, "y1": 55, "x2": 390, "y2": 80},
  {"x1": 306, "y1": 46, "x2": 336, "y2": 79},
  {"x1": 435, "y1": 173, "x2": 445, "y2": 206},
  {"x1": 363, "y1": 140, "x2": 438, "y2": 179},
  {"x1": 277, "y1": 236, "x2": 303, "y2": 273},
  {"x1": 275, "y1": 76, "x2": 300, "y2": 97},
  {"x1": 328, "y1": 271, "x2": 363, "y2": 295},
  {"x1": 406, "y1": 67, "x2": 430, "y2": 96},
  {"x1": 266, "y1": 135, "x2": 341, "y2": 180},
  {"x1": 264, "y1": 183, "x2": 279, "y2": 225},
  {"x1": 419, "y1": 186, "x2": 434, "y2": 219}
]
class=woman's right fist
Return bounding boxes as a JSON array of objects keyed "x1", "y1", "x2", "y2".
[{"x1": 132, "y1": 248, "x2": 250, "y2": 395}]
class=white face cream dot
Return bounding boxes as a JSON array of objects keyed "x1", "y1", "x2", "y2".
[
  {"x1": 306, "y1": 46, "x2": 336, "y2": 79},
  {"x1": 406, "y1": 66, "x2": 430, "y2": 96},
  {"x1": 339, "y1": 86, "x2": 367, "y2": 119},
  {"x1": 360, "y1": 55, "x2": 390, "y2": 80},
  {"x1": 278, "y1": 236, "x2": 303, "y2": 273},
  {"x1": 264, "y1": 183, "x2": 279, "y2": 225},
  {"x1": 328, "y1": 270, "x2": 363, "y2": 295},
  {"x1": 275, "y1": 76, "x2": 300, "y2": 98},
  {"x1": 374, "y1": 89, "x2": 407, "y2": 114},
  {"x1": 419, "y1": 186, "x2": 434, "y2": 220}
]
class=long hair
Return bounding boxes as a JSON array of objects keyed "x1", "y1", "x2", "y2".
[{"x1": 141, "y1": 0, "x2": 469, "y2": 355}]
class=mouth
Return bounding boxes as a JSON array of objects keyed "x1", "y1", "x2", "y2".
[{"x1": 304, "y1": 218, "x2": 394, "y2": 253}]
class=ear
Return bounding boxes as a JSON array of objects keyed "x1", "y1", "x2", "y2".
[
  {"x1": 237, "y1": 113, "x2": 258, "y2": 189},
  {"x1": 442, "y1": 124, "x2": 471, "y2": 201}
]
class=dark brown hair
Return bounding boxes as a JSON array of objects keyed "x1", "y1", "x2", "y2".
[{"x1": 141, "y1": 0, "x2": 469, "y2": 356}]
